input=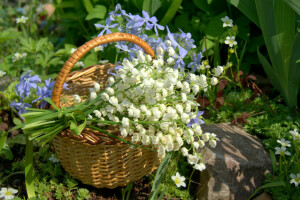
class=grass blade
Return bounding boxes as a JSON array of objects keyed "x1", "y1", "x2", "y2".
[
  {"x1": 159, "y1": 0, "x2": 183, "y2": 25},
  {"x1": 25, "y1": 138, "x2": 35, "y2": 198},
  {"x1": 248, "y1": 181, "x2": 285, "y2": 200},
  {"x1": 228, "y1": 0, "x2": 260, "y2": 27},
  {"x1": 149, "y1": 152, "x2": 172, "y2": 200}
]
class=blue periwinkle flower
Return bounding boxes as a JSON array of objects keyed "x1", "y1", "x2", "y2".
[
  {"x1": 187, "y1": 111, "x2": 205, "y2": 127},
  {"x1": 95, "y1": 18, "x2": 119, "y2": 36},
  {"x1": 10, "y1": 101, "x2": 32, "y2": 115}
]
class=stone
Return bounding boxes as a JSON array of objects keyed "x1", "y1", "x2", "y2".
[{"x1": 196, "y1": 123, "x2": 272, "y2": 200}]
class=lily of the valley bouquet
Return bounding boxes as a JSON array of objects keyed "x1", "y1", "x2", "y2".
[{"x1": 11, "y1": 4, "x2": 238, "y2": 191}]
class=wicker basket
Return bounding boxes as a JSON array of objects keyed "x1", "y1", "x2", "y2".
[{"x1": 51, "y1": 33, "x2": 159, "y2": 189}]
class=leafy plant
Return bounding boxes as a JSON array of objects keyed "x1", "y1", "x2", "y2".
[
  {"x1": 76, "y1": 188, "x2": 90, "y2": 200},
  {"x1": 229, "y1": 0, "x2": 300, "y2": 108}
]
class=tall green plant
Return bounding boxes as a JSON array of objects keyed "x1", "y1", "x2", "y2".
[{"x1": 229, "y1": 0, "x2": 300, "y2": 108}]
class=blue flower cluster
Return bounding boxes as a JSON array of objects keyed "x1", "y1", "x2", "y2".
[
  {"x1": 10, "y1": 71, "x2": 68, "y2": 115},
  {"x1": 94, "y1": 4, "x2": 203, "y2": 71}
]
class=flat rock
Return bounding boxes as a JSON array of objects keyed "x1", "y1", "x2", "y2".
[{"x1": 196, "y1": 123, "x2": 272, "y2": 200}]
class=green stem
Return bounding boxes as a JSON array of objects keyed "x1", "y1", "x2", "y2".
[
  {"x1": 1, "y1": 171, "x2": 25, "y2": 184},
  {"x1": 187, "y1": 168, "x2": 196, "y2": 191},
  {"x1": 283, "y1": 155, "x2": 288, "y2": 180},
  {"x1": 279, "y1": 156, "x2": 282, "y2": 178},
  {"x1": 293, "y1": 140, "x2": 300, "y2": 172}
]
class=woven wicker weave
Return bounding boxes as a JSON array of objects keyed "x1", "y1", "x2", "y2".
[{"x1": 51, "y1": 33, "x2": 159, "y2": 189}]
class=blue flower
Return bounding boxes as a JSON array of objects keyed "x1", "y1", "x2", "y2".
[
  {"x1": 178, "y1": 29, "x2": 196, "y2": 50},
  {"x1": 174, "y1": 46, "x2": 188, "y2": 69},
  {"x1": 166, "y1": 26, "x2": 179, "y2": 48},
  {"x1": 115, "y1": 43, "x2": 136, "y2": 58},
  {"x1": 187, "y1": 52, "x2": 203, "y2": 72},
  {"x1": 109, "y1": 4, "x2": 127, "y2": 21},
  {"x1": 133, "y1": 11, "x2": 157, "y2": 30},
  {"x1": 95, "y1": 18, "x2": 119, "y2": 36},
  {"x1": 15, "y1": 70, "x2": 41, "y2": 99},
  {"x1": 152, "y1": 21, "x2": 164, "y2": 36},
  {"x1": 10, "y1": 101, "x2": 32, "y2": 115},
  {"x1": 187, "y1": 111, "x2": 205, "y2": 127}
]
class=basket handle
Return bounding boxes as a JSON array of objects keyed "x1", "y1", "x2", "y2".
[{"x1": 51, "y1": 32, "x2": 155, "y2": 108}]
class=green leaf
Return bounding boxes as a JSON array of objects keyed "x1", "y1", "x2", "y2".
[
  {"x1": 205, "y1": 12, "x2": 226, "y2": 40},
  {"x1": 256, "y1": 0, "x2": 296, "y2": 107},
  {"x1": 269, "y1": 149, "x2": 276, "y2": 173},
  {"x1": 159, "y1": 0, "x2": 183, "y2": 26},
  {"x1": 84, "y1": 52, "x2": 97, "y2": 67},
  {"x1": 143, "y1": 0, "x2": 162, "y2": 17},
  {"x1": 0, "y1": 131, "x2": 8, "y2": 154},
  {"x1": 192, "y1": 0, "x2": 213, "y2": 13},
  {"x1": 229, "y1": 0, "x2": 260, "y2": 27},
  {"x1": 85, "y1": 5, "x2": 107, "y2": 20},
  {"x1": 288, "y1": 34, "x2": 300, "y2": 106},
  {"x1": 36, "y1": 38, "x2": 48, "y2": 52},
  {"x1": 283, "y1": 0, "x2": 300, "y2": 16},
  {"x1": 25, "y1": 138, "x2": 35, "y2": 198},
  {"x1": 157, "y1": 188, "x2": 166, "y2": 200},
  {"x1": 1, "y1": 143, "x2": 13, "y2": 160},
  {"x1": 257, "y1": 47, "x2": 281, "y2": 94},
  {"x1": 248, "y1": 181, "x2": 285, "y2": 200},
  {"x1": 69, "y1": 111, "x2": 87, "y2": 136},
  {"x1": 65, "y1": 44, "x2": 77, "y2": 54},
  {"x1": 148, "y1": 152, "x2": 172, "y2": 200},
  {"x1": 13, "y1": 117, "x2": 22, "y2": 125},
  {"x1": 82, "y1": 0, "x2": 94, "y2": 13},
  {"x1": 7, "y1": 135, "x2": 26, "y2": 145},
  {"x1": 0, "y1": 28, "x2": 20, "y2": 43},
  {"x1": 200, "y1": 37, "x2": 215, "y2": 51}
]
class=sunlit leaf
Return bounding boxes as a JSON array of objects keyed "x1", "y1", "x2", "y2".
[{"x1": 159, "y1": 0, "x2": 183, "y2": 25}]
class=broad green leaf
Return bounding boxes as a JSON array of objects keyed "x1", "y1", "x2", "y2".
[
  {"x1": 229, "y1": 0, "x2": 260, "y2": 27},
  {"x1": 256, "y1": 0, "x2": 296, "y2": 107},
  {"x1": 129, "y1": 0, "x2": 144, "y2": 10},
  {"x1": 7, "y1": 135, "x2": 26, "y2": 145},
  {"x1": 84, "y1": 52, "x2": 98, "y2": 67},
  {"x1": 83, "y1": 0, "x2": 94, "y2": 13},
  {"x1": 149, "y1": 152, "x2": 172, "y2": 200},
  {"x1": 205, "y1": 12, "x2": 227, "y2": 40},
  {"x1": 192, "y1": 0, "x2": 213, "y2": 13},
  {"x1": 1, "y1": 143, "x2": 13, "y2": 160},
  {"x1": 283, "y1": 0, "x2": 300, "y2": 16},
  {"x1": 65, "y1": 44, "x2": 77, "y2": 54},
  {"x1": 273, "y1": 0, "x2": 295, "y2": 72},
  {"x1": 54, "y1": 49, "x2": 67, "y2": 56},
  {"x1": 36, "y1": 38, "x2": 48, "y2": 52},
  {"x1": 143, "y1": 0, "x2": 162, "y2": 17},
  {"x1": 85, "y1": 5, "x2": 107, "y2": 20},
  {"x1": 248, "y1": 181, "x2": 285, "y2": 200},
  {"x1": 13, "y1": 117, "x2": 22, "y2": 125},
  {"x1": 288, "y1": 34, "x2": 300, "y2": 106},
  {"x1": 159, "y1": 0, "x2": 183, "y2": 26},
  {"x1": 25, "y1": 138, "x2": 35, "y2": 198},
  {"x1": 257, "y1": 47, "x2": 283, "y2": 95},
  {"x1": 200, "y1": 37, "x2": 214, "y2": 51}
]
